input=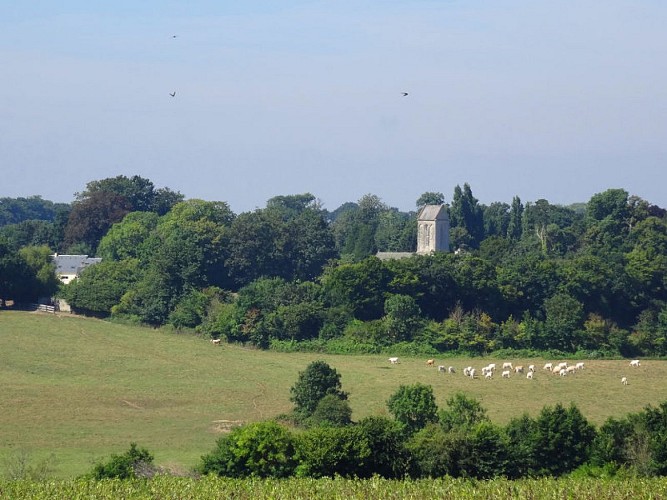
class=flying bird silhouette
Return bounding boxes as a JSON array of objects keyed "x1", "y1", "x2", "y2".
[
  {"x1": 169, "y1": 92, "x2": 176, "y2": 97},
  {"x1": 402, "y1": 92, "x2": 409, "y2": 96},
  {"x1": 172, "y1": 35, "x2": 177, "y2": 38}
]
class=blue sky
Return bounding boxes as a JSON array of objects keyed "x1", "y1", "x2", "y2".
[{"x1": 2, "y1": 1, "x2": 666, "y2": 213}]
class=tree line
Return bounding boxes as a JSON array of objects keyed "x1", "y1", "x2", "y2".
[{"x1": 2, "y1": 175, "x2": 667, "y2": 356}]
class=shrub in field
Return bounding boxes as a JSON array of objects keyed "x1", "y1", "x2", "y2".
[
  {"x1": 308, "y1": 394, "x2": 353, "y2": 428},
  {"x1": 438, "y1": 392, "x2": 489, "y2": 432},
  {"x1": 290, "y1": 360, "x2": 348, "y2": 422},
  {"x1": 505, "y1": 413, "x2": 539, "y2": 478},
  {"x1": 199, "y1": 421, "x2": 297, "y2": 478},
  {"x1": 407, "y1": 423, "x2": 470, "y2": 478},
  {"x1": 295, "y1": 419, "x2": 408, "y2": 479},
  {"x1": 465, "y1": 421, "x2": 510, "y2": 479},
  {"x1": 637, "y1": 401, "x2": 667, "y2": 475},
  {"x1": 591, "y1": 416, "x2": 634, "y2": 469},
  {"x1": 295, "y1": 426, "x2": 368, "y2": 478},
  {"x1": 387, "y1": 383, "x2": 438, "y2": 435},
  {"x1": 407, "y1": 420, "x2": 509, "y2": 479},
  {"x1": 354, "y1": 416, "x2": 409, "y2": 478},
  {"x1": 88, "y1": 443, "x2": 154, "y2": 479},
  {"x1": 532, "y1": 403, "x2": 596, "y2": 476}
]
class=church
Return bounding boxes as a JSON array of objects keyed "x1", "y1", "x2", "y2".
[{"x1": 376, "y1": 204, "x2": 450, "y2": 260}]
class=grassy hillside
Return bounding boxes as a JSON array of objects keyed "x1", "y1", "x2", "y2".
[{"x1": 1, "y1": 311, "x2": 664, "y2": 477}]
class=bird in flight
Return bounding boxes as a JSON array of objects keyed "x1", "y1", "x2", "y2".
[
  {"x1": 172, "y1": 35, "x2": 178, "y2": 38},
  {"x1": 402, "y1": 92, "x2": 409, "y2": 96},
  {"x1": 169, "y1": 92, "x2": 176, "y2": 97}
]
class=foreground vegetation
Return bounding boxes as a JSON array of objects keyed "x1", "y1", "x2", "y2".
[
  {"x1": 2, "y1": 311, "x2": 667, "y2": 478},
  {"x1": 3, "y1": 476, "x2": 667, "y2": 500}
]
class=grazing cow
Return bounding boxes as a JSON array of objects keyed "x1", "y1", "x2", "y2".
[
  {"x1": 469, "y1": 368, "x2": 476, "y2": 379},
  {"x1": 438, "y1": 365, "x2": 446, "y2": 373},
  {"x1": 543, "y1": 362, "x2": 553, "y2": 371},
  {"x1": 566, "y1": 366, "x2": 577, "y2": 374},
  {"x1": 502, "y1": 362, "x2": 513, "y2": 370},
  {"x1": 527, "y1": 371, "x2": 534, "y2": 380},
  {"x1": 487, "y1": 363, "x2": 496, "y2": 371},
  {"x1": 622, "y1": 376, "x2": 628, "y2": 385},
  {"x1": 630, "y1": 360, "x2": 641, "y2": 367},
  {"x1": 559, "y1": 368, "x2": 567, "y2": 377},
  {"x1": 502, "y1": 370, "x2": 510, "y2": 379},
  {"x1": 485, "y1": 371, "x2": 493, "y2": 379},
  {"x1": 575, "y1": 362, "x2": 585, "y2": 370},
  {"x1": 552, "y1": 366, "x2": 561, "y2": 375},
  {"x1": 426, "y1": 359, "x2": 435, "y2": 366},
  {"x1": 388, "y1": 357, "x2": 400, "y2": 364},
  {"x1": 528, "y1": 365, "x2": 535, "y2": 373},
  {"x1": 448, "y1": 366, "x2": 455, "y2": 374},
  {"x1": 514, "y1": 366, "x2": 524, "y2": 374},
  {"x1": 210, "y1": 338, "x2": 221, "y2": 345}
]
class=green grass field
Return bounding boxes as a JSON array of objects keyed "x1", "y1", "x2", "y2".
[{"x1": 1, "y1": 310, "x2": 664, "y2": 478}]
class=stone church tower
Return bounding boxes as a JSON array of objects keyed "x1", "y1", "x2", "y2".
[{"x1": 416, "y1": 204, "x2": 450, "y2": 254}]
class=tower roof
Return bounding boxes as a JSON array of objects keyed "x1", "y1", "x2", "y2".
[{"x1": 417, "y1": 204, "x2": 448, "y2": 221}]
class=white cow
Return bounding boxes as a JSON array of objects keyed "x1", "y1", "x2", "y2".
[
  {"x1": 469, "y1": 368, "x2": 477, "y2": 379},
  {"x1": 485, "y1": 371, "x2": 493, "y2": 380},
  {"x1": 622, "y1": 376, "x2": 629, "y2": 385},
  {"x1": 448, "y1": 366, "x2": 456, "y2": 374},
  {"x1": 575, "y1": 362, "x2": 585, "y2": 370},
  {"x1": 388, "y1": 357, "x2": 400, "y2": 365},
  {"x1": 543, "y1": 362, "x2": 553, "y2": 371},
  {"x1": 527, "y1": 371, "x2": 534, "y2": 380},
  {"x1": 630, "y1": 360, "x2": 641, "y2": 367},
  {"x1": 502, "y1": 370, "x2": 511, "y2": 379},
  {"x1": 528, "y1": 364, "x2": 535, "y2": 373},
  {"x1": 210, "y1": 338, "x2": 221, "y2": 345},
  {"x1": 502, "y1": 362, "x2": 513, "y2": 370},
  {"x1": 559, "y1": 368, "x2": 567, "y2": 377},
  {"x1": 438, "y1": 365, "x2": 446, "y2": 373}
]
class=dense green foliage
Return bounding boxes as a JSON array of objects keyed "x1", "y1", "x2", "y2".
[
  {"x1": 199, "y1": 422, "x2": 297, "y2": 478},
  {"x1": 386, "y1": 383, "x2": 438, "y2": 434},
  {"x1": 197, "y1": 360, "x2": 667, "y2": 481},
  {"x1": 289, "y1": 360, "x2": 348, "y2": 421},
  {"x1": 4, "y1": 178, "x2": 667, "y2": 360},
  {"x1": 87, "y1": 443, "x2": 154, "y2": 480}
]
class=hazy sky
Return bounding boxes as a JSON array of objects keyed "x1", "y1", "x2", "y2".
[{"x1": 2, "y1": 1, "x2": 666, "y2": 213}]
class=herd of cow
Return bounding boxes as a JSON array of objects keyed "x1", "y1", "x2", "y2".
[{"x1": 387, "y1": 357, "x2": 643, "y2": 385}]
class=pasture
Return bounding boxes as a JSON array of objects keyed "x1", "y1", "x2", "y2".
[{"x1": 0, "y1": 310, "x2": 664, "y2": 478}]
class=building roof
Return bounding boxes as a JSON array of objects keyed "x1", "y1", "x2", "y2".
[
  {"x1": 375, "y1": 252, "x2": 415, "y2": 261},
  {"x1": 417, "y1": 204, "x2": 448, "y2": 221},
  {"x1": 52, "y1": 254, "x2": 102, "y2": 275}
]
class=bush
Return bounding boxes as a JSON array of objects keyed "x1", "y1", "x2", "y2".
[
  {"x1": 308, "y1": 394, "x2": 353, "y2": 428},
  {"x1": 290, "y1": 361, "x2": 348, "y2": 421},
  {"x1": 354, "y1": 416, "x2": 409, "y2": 478},
  {"x1": 295, "y1": 426, "x2": 367, "y2": 478},
  {"x1": 387, "y1": 383, "x2": 438, "y2": 435},
  {"x1": 199, "y1": 421, "x2": 297, "y2": 478},
  {"x1": 407, "y1": 423, "x2": 467, "y2": 478},
  {"x1": 438, "y1": 392, "x2": 489, "y2": 432},
  {"x1": 88, "y1": 443, "x2": 154, "y2": 479},
  {"x1": 532, "y1": 403, "x2": 596, "y2": 476}
]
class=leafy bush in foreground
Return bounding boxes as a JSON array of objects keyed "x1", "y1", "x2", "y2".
[{"x1": 88, "y1": 443, "x2": 154, "y2": 479}]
